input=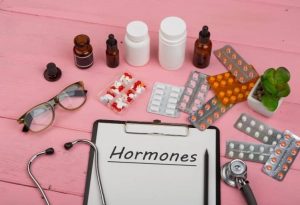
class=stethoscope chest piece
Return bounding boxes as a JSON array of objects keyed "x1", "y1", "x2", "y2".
[{"x1": 221, "y1": 159, "x2": 247, "y2": 187}]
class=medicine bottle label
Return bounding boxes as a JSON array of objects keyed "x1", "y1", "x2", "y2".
[{"x1": 74, "y1": 53, "x2": 94, "y2": 69}]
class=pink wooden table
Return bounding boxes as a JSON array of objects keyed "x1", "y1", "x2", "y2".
[{"x1": 1, "y1": 0, "x2": 300, "y2": 204}]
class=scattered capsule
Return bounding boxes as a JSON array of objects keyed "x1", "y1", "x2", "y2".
[
  {"x1": 272, "y1": 141, "x2": 277, "y2": 146},
  {"x1": 296, "y1": 141, "x2": 300, "y2": 147},
  {"x1": 220, "y1": 106, "x2": 226, "y2": 113},
  {"x1": 239, "y1": 77, "x2": 244, "y2": 83}
]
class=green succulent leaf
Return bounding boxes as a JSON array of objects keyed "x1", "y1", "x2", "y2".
[
  {"x1": 261, "y1": 77, "x2": 278, "y2": 96},
  {"x1": 277, "y1": 83, "x2": 290, "y2": 97},
  {"x1": 274, "y1": 67, "x2": 290, "y2": 84},
  {"x1": 261, "y1": 94, "x2": 279, "y2": 111},
  {"x1": 262, "y1": 68, "x2": 276, "y2": 85}
]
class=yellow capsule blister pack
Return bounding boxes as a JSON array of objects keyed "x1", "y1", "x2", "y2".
[{"x1": 207, "y1": 72, "x2": 257, "y2": 106}]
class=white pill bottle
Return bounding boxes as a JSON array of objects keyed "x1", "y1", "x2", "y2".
[
  {"x1": 125, "y1": 21, "x2": 150, "y2": 66},
  {"x1": 159, "y1": 16, "x2": 187, "y2": 70}
]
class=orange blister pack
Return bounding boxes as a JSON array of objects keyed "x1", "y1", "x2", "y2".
[{"x1": 207, "y1": 72, "x2": 258, "y2": 106}]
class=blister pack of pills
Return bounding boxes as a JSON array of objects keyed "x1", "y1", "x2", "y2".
[
  {"x1": 147, "y1": 82, "x2": 184, "y2": 117},
  {"x1": 214, "y1": 45, "x2": 259, "y2": 83},
  {"x1": 234, "y1": 113, "x2": 283, "y2": 145},
  {"x1": 99, "y1": 72, "x2": 146, "y2": 113},
  {"x1": 263, "y1": 130, "x2": 300, "y2": 181},
  {"x1": 207, "y1": 72, "x2": 257, "y2": 106},
  {"x1": 189, "y1": 96, "x2": 233, "y2": 131},
  {"x1": 177, "y1": 71, "x2": 210, "y2": 114},
  {"x1": 226, "y1": 140, "x2": 274, "y2": 164}
]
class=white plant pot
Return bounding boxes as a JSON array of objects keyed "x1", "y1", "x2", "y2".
[{"x1": 247, "y1": 79, "x2": 284, "y2": 117}]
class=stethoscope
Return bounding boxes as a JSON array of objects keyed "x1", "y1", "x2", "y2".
[
  {"x1": 221, "y1": 159, "x2": 257, "y2": 205},
  {"x1": 27, "y1": 139, "x2": 106, "y2": 205}
]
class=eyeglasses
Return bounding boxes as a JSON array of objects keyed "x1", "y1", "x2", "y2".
[{"x1": 18, "y1": 81, "x2": 87, "y2": 132}]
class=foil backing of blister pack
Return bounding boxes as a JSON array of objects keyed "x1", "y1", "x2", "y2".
[
  {"x1": 147, "y1": 82, "x2": 183, "y2": 117},
  {"x1": 178, "y1": 71, "x2": 210, "y2": 114},
  {"x1": 234, "y1": 113, "x2": 283, "y2": 145},
  {"x1": 189, "y1": 96, "x2": 233, "y2": 131},
  {"x1": 226, "y1": 140, "x2": 274, "y2": 164},
  {"x1": 214, "y1": 45, "x2": 259, "y2": 83},
  {"x1": 263, "y1": 130, "x2": 300, "y2": 181}
]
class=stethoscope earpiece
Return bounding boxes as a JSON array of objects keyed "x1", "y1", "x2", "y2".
[{"x1": 27, "y1": 140, "x2": 106, "y2": 205}]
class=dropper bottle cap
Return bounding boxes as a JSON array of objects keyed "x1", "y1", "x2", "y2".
[
  {"x1": 106, "y1": 34, "x2": 118, "y2": 49},
  {"x1": 199, "y1": 26, "x2": 210, "y2": 43}
]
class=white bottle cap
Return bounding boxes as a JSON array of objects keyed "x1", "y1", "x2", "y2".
[
  {"x1": 126, "y1": 21, "x2": 149, "y2": 42},
  {"x1": 160, "y1": 16, "x2": 186, "y2": 42}
]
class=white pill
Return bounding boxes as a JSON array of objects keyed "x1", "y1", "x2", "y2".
[
  {"x1": 250, "y1": 120, "x2": 256, "y2": 126},
  {"x1": 229, "y1": 143, "x2": 235, "y2": 149},
  {"x1": 155, "y1": 89, "x2": 164, "y2": 95},
  {"x1": 259, "y1": 146, "x2": 265, "y2": 152},
  {"x1": 259, "y1": 155, "x2": 264, "y2": 161},
  {"x1": 165, "y1": 109, "x2": 175, "y2": 115},
  {"x1": 259, "y1": 125, "x2": 264, "y2": 131},
  {"x1": 170, "y1": 92, "x2": 179, "y2": 98},
  {"x1": 168, "y1": 98, "x2": 178, "y2": 104},
  {"x1": 277, "y1": 134, "x2": 282, "y2": 140},
  {"x1": 248, "y1": 153, "x2": 254, "y2": 159},
  {"x1": 238, "y1": 152, "x2": 244, "y2": 158},
  {"x1": 272, "y1": 141, "x2": 277, "y2": 146},
  {"x1": 228, "y1": 151, "x2": 234, "y2": 157},
  {"x1": 263, "y1": 136, "x2": 269, "y2": 142},
  {"x1": 150, "y1": 106, "x2": 159, "y2": 112},
  {"x1": 249, "y1": 145, "x2": 255, "y2": 151},
  {"x1": 156, "y1": 84, "x2": 166, "y2": 89},
  {"x1": 151, "y1": 100, "x2": 161, "y2": 106},
  {"x1": 246, "y1": 127, "x2": 251, "y2": 133},
  {"x1": 254, "y1": 131, "x2": 260, "y2": 138},
  {"x1": 153, "y1": 95, "x2": 163, "y2": 100},
  {"x1": 237, "y1": 122, "x2": 243, "y2": 129},
  {"x1": 167, "y1": 104, "x2": 176, "y2": 109},
  {"x1": 239, "y1": 144, "x2": 245, "y2": 150},
  {"x1": 268, "y1": 129, "x2": 273, "y2": 136},
  {"x1": 171, "y1": 87, "x2": 181, "y2": 92},
  {"x1": 242, "y1": 116, "x2": 247, "y2": 122},
  {"x1": 269, "y1": 147, "x2": 274, "y2": 153}
]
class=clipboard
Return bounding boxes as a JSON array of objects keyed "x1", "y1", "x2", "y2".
[{"x1": 84, "y1": 119, "x2": 221, "y2": 205}]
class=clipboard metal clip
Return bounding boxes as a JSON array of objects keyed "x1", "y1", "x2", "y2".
[{"x1": 124, "y1": 119, "x2": 190, "y2": 137}]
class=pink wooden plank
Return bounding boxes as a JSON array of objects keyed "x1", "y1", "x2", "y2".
[
  {"x1": 1, "y1": 0, "x2": 300, "y2": 53},
  {"x1": 0, "y1": 118, "x2": 90, "y2": 195},
  {"x1": 0, "y1": 181, "x2": 82, "y2": 205},
  {"x1": 0, "y1": 10, "x2": 299, "y2": 133},
  {"x1": 244, "y1": 0, "x2": 300, "y2": 8}
]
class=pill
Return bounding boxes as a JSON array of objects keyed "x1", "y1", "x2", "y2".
[
  {"x1": 168, "y1": 98, "x2": 178, "y2": 104},
  {"x1": 248, "y1": 153, "x2": 254, "y2": 159},
  {"x1": 156, "y1": 84, "x2": 166, "y2": 89},
  {"x1": 155, "y1": 89, "x2": 164, "y2": 95},
  {"x1": 228, "y1": 151, "x2": 234, "y2": 157},
  {"x1": 150, "y1": 106, "x2": 159, "y2": 112},
  {"x1": 237, "y1": 93, "x2": 244, "y2": 100},
  {"x1": 224, "y1": 73, "x2": 230, "y2": 78},
  {"x1": 153, "y1": 95, "x2": 163, "y2": 100},
  {"x1": 291, "y1": 149, "x2": 297, "y2": 155},
  {"x1": 231, "y1": 53, "x2": 237, "y2": 59},
  {"x1": 192, "y1": 73, "x2": 199, "y2": 80},
  {"x1": 282, "y1": 164, "x2": 288, "y2": 171},
  {"x1": 239, "y1": 144, "x2": 245, "y2": 150},
  {"x1": 167, "y1": 104, "x2": 176, "y2": 109},
  {"x1": 266, "y1": 165, "x2": 272, "y2": 170},
  {"x1": 226, "y1": 47, "x2": 231, "y2": 53},
  {"x1": 228, "y1": 78, "x2": 234, "y2": 85},
  {"x1": 234, "y1": 87, "x2": 240, "y2": 94},
  {"x1": 152, "y1": 100, "x2": 161, "y2": 106},
  {"x1": 243, "y1": 65, "x2": 248, "y2": 71},
  {"x1": 242, "y1": 116, "x2": 247, "y2": 122},
  {"x1": 250, "y1": 120, "x2": 256, "y2": 126},
  {"x1": 269, "y1": 147, "x2": 274, "y2": 152},
  {"x1": 287, "y1": 156, "x2": 293, "y2": 163},
  {"x1": 280, "y1": 141, "x2": 287, "y2": 148},
  {"x1": 263, "y1": 136, "x2": 269, "y2": 142},
  {"x1": 170, "y1": 92, "x2": 179, "y2": 98},
  {"x1": 214, "y1": 112, "x2": 220, "y2": 119},
  {"x1": 241, "y1": 85, "x2": 247, "y2": 91},
  {"x1": 222, "y1": 97, "x2": 229, "y2": 105},
  {"x1": 254, "y1": 131, "x2": 260, "y2": 138},
  {"x1": 218, "y1": 91, "x2": 225, "y2": 98},
  {"x1": 277, "y1": 134, "x2": 282, "y2": 140},
  {"x1": 259, "y1": 155, "x2": 264, "y2": 161},
  {"x1": 229, "y1": 143, "x2": 235, "y2": 149},
  {"x1": 205, "y1": 104, "x2": 211, "y2": 110},
  {"x1": 171, "y1": 87, "x2": 181, "y2": 92},
  {"x1": 207, "y1": 117, "x2": 213, "y2": 124},
  {"x1": 285, "y1": 134, "x2": 291, "y2": 140},
  {"x1": 166, "y1": 109, "x2": 175, "y2": 115},
  {"x1": 190, "y1": 115, "x2": 197, "y2": 122},
  {"x1": 246, "y1": 127, "x2": 251, "y2": 133},
  {"x1": 200, "y1": 123, "x2": 206, "y2": 131},
  {"x1": 249, "y1": 145, "x2": 255, "y2": 151},
  {"x1": 227, "y1": 64, "x2": 233, "y2": 70},
  {"x1": 259, "y1": 125, "x2": 264, "y2": 131},
  {"x1": 268, "y1": 129, "x2": 273, "y2": 136},
  {"x1": 213, "y1": 82, "x2": 219, "y2": 88},
  {"x1": 220, "y1": 80, "x2": 227, "y2": 87},
  {"x1": 226, "y1": 90, "x2": 233, "y2": 97},
  {"x1": 189, "y1": 80, "x2": 196, "y2": 88},
  {"x1": 259, "y1": 146, "x2": 265, "y2": 152},
  {"x1": 272, "y1": 141, "x2": 277, "y2": 146},
  {"x1": 277, "y1": 172, "x2": 284, "y2": 180},
  {"x1": 217, "y1": 75, "x2": 223, "y2": 81},
  {"x1": 197, "y1": 109, "x2": 204, "y2": 116},
  {"x1": 271, "y1": 157, "x2": 277, "y2": 164},
  {"x1": 238, "y1": 153, "x2": 244, "y2": 158},
  {"x1": 275, "y1": 149, "x2": 282, "y2": 155},
  {"x1": 208, "y1": 76, "x2": 215, "y2": 83},
  {"x1": 237, "y1": 122, "x2": 243, "y2": 129}
]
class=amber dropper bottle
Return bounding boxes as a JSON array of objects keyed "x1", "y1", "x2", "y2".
[
  {"x1": 193, "y1": 26, "x2": 212, "y2": 69},
  {"x1": 106, "y1": 34, "x2": 119, "y2": 68},
  {"x1": 73, "y1": 34, "x2": 94, "y2": 69}
]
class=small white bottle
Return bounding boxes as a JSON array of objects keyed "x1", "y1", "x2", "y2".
[
  {"x1": 159, "y1": 16, "x2": 187, "y2": 70},
  {"x1": 125, "y1": 21, "x2": 150, "y2": 67}
]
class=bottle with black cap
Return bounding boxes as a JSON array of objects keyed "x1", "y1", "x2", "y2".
[
  {"x1": 106, "y1": 34, "x2": 119, "y2": 68},
  {"x1": 192, "y1": 25, "x2": 212, "y2": 68},
  {"x1": 44, "y1": 62, "x2": 62, "y2": 82}
]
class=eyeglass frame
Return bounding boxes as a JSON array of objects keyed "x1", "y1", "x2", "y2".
[{"x1": 17, "y1": 81, "x2": 87, "y2": 132}]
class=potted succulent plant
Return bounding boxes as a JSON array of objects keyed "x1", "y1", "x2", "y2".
[{"x1": 247, "y1": 67, "x2": 291, "y2": 117}]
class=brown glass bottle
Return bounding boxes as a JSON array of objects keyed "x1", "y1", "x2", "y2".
[
  {"x1": 73, "y1": 34, "x2": 94, "y2": 69},
  {"x1": 106, "y1": 34, "x2": 119, "y2": 68},
  {"x1": 193, "y1": 26, "x2": 212, "y2": 69}
]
